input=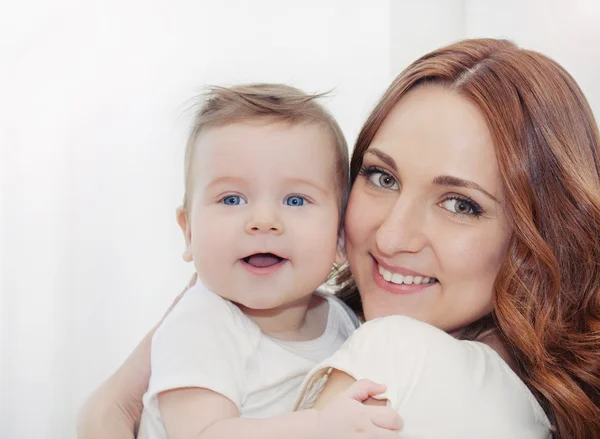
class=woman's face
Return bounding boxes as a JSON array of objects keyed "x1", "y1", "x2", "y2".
[{"x1": 345, "y1": 85, "x2": 511, "y2": 333}]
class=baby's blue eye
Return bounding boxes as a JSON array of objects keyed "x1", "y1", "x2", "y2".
[
  {"x1": 284, "y1": 195, "x2": 306, "y2": 207},
  {"x1": 222, "y1": 195, "x2": 246, "y2": 206}
]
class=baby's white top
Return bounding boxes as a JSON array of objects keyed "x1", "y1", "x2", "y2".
[
  {"x1": 138, "y1": 281, "x2": 359, "y2": 439},
  {"x1": 294, "y1": 315, "x2": 553, "y2": 439}
]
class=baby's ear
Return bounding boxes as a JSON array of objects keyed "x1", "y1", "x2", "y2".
[
  {"x1": 176, "y1": 206, "x2": 193, "y2": 262},
  {"x1": 335, "y1": 230, "x2": 347, "y2": 267}
]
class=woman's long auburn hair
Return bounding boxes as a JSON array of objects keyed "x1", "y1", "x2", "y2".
[{"x1": 337, "y1": 38, "x2": 600, "y2": 438}]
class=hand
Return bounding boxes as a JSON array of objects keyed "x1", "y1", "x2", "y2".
[{"x1": 316, "y1": 379, "x2": 403, "y2": 439}]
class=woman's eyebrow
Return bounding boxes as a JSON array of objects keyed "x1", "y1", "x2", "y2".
[
  {"x1": 364, "y1": 148, "x2": 397, "y2": 170},
  {"x1": 433, "y1": 175, "x2": 498, "y2": 202}
]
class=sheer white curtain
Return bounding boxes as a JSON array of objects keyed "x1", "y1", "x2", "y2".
[{"x1": 1, "y1": 1, "x2": 598, "y2": 438}]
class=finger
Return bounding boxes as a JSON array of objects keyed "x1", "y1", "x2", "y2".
[
  {"x1": 342, "y1": 379, "x2": 387, "y2": 402},
  {"x1": 367, "y1": 405, "x2": 404, "y2": 431}
]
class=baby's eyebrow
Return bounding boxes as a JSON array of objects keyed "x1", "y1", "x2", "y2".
[
  {"x1": 205, "y1": 176, "x2": 329, "y2": 197},
  {"x1": 206, "y1": 176, "x2": 248, "y2": 189},
  {"x1": 284, "y1": 177, "x2": 329, "y2": 197},
  {"x1": 432, "y1": 175, "x2": 498, "y2": 202}
]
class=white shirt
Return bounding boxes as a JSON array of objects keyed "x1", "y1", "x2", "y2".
[
  {"x1": 294, "y1": 316, "x2": 553, "y2": 439},
  {"x1": 138, "y1": 281, "x2": 359, "y2": 439}
]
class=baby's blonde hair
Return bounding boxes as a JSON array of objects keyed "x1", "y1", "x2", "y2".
[{"x1": 182, "y1": 83, "x2": 349, "y2": 226}]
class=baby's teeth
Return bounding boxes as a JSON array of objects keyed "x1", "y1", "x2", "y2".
[
  {"x1": 379, "y1": 265, "x2": 385, "y2": 275},
  {"x1": 404, "y1": 275, "x2": 414, "y2": 285},
  {"x1": 422, "y1": 277, "x2": 430, "y2": 284},
  {"x1": 391, "y1": 273, "x2": 404, "y2": 284},
  {"x1": 383, "y1": 270, "x2": 392, "y2": 282},
  {"x1": 413, "y1": 276, "x2": 423, "y2": 285}
]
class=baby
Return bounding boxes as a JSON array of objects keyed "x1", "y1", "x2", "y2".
[{"x1": 137, "y1": 84, "x2": 402, "y2": 439}]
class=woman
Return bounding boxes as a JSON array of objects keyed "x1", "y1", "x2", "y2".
[
  {"x1": 294, "y1": 38, "x2": 600, "y2": 439},
  {"x1": 78, "y1": 39, "x2": 600, "y2": 439}
]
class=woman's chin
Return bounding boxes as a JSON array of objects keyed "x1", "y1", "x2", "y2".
[
  {"x1": 363, "y1": 304, "x2": 408, "y2": 321},
  {"x1": 362, "y1": 298, "x2": 432, "y2": 324}
]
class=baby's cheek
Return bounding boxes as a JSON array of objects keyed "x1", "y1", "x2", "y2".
[{"x1": 192, "y1": 231, "x2": 224, "y2": 279}]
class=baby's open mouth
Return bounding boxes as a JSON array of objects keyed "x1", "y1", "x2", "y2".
[{"x1": 242, "y1": 253, "x2": 285, "y2": 268}]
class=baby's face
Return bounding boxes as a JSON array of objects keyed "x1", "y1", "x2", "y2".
[{"x1": 181, "y1": 120, "x2": 340, "y2": 310}]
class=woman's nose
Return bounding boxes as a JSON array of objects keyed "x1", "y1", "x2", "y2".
[{"x1": 375, "y1": 196, "x2": 427, "y2": 256}]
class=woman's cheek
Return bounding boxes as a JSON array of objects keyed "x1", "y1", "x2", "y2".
[{"x1": 345, "y1": 188, "x2": 374, "y2": 243}]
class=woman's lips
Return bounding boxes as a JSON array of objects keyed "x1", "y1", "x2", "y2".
[
  {"x1": 370, "y1": 256, "x2": 438, "y2": 295},
  {"x1": 377, "y1": 264, "x2": 437, "y2": 285}
]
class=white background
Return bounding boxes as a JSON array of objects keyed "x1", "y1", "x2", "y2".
[{"x1": 1, "y1": 1, "x2": 599, "y2": 438}]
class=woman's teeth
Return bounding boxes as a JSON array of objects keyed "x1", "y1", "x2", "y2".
[{"x1": 378, "y1": 265, "x2": 437, "y2": 285}]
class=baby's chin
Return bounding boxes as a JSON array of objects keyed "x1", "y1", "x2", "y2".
[
  {"x1": 234, "y1": 291, "x2": 314, "y2": 312},
  {"x1": 218, "y1": 286, "x2": 293, "y2": 310},
  {"x1": 232, "y1": 297, "x2": 287, "y2": 311}
]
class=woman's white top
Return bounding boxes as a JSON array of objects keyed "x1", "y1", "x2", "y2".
[{"x1": 294, "y1": 316, "x2": 553, "y2": 439}]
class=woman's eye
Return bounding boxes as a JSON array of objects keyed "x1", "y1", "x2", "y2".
[
  {"x1": 359, "y1": 166, "x2": 400, "y2": 190},
  {"x1": 222, "y1": 195, "x2": 246, "y2": 206},
  {"x1": 284, "y1": 195, "x2": 306, "y2": 207},
  {"x1": 371, "y1": 172, "x2": 399, "y2": 189},
  {"x1": 440, "y1": 197, "x2": 482, "y2": 217}
]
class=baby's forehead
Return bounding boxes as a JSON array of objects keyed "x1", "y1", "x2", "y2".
[
  {"x1": 196, "y1": 118, "x2": 332, "y2": 145},
  {"x1": 193, "y1": 120, "x2": 336, "y2": 162},
  {"x1": 191, "y1": 120, "x2": 336, "y2": 180}
]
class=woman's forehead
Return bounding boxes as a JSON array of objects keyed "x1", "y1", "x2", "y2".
[{"x1": 367, "y1": 85, "x2": 503, "y2": 195}]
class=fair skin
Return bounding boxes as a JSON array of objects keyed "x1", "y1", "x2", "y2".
[
  {"x1": 316, "y1": 84, "x2": 513, "y2": 404},
  {"x1": 177, "y1": 121, "x2": 340, "y2": 339},
  {"x1": 77, "y1": 85, "x2": 512, "y2": 438},
  {"x1": 164, "y1": 120, "x2": 402, "y2": 439}
]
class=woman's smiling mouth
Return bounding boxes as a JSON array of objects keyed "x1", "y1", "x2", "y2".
[
  {"x1": 377, "y1": 264, "x2": 438, "y2": 285},
  {"x1": 370, "y1": 255, "x2": 439, "y2": 294}
]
